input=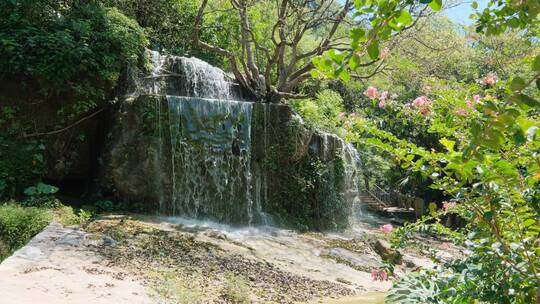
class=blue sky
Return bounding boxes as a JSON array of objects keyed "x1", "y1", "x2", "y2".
[{"x1": 443, "y1": 0, "x2": 489, "y2": 25}]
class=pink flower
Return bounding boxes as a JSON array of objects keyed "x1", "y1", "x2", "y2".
[
  {"x1": 378, "y1": 91, "x2": 388, "y2": 108},
  {"x1": 466, "y1": 99, "x2": 474, "y2": 109},
  {"x1": 364, "y1": 86, "x2": 378, "y2": 100},
  {"x1": 371, "y1": 268, "x2": 389, "y2": 281},
  {"x1": 339, "y1": 112, "x2": 346, "y2": 118},
  {"x1": 380, "y1": 91, "x2": 389, "y2": 101},
  {"x1": 380, "y1": 224, "x2": 393, "y2": 233},
  {"x1": 410, "y1": 96, "x2": 432, "y2": 116},
  {"x1": 482, "y1": 72, "x2": 498, "y2": 86},
  {"x1": 350, "y1": 112, "x2": 357, "y2": 117},
  {"x1": 442, "y1": 201, "x2": 456, "y2": 211},
  {"x1": 473, "y1": 95, "x2": 481, "y2": 101},
  {"x1": 455, "y1": 107, "x2": 468, "y2": 116}
]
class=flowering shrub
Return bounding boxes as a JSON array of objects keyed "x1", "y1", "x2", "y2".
[
  {"x1": 482, "y1": 72, "x2": 498, "y2": 85},
  {"x1": 351, "y1": 55, "x2": 540, "y2": 302},
  {"x1": 409, "y1": 96, "x2": 432, "y2": 116},
  {"x1": 319, "y1": 1, "x2": 539, "y2": 301}
]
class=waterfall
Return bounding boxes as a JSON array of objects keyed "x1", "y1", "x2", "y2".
[
  {"x1": 165, "y1": 96, "x2": 255, "y2": 223},
  {"x1": 342, "y1": 143, "x2": 363, "y2": 219},
  {"x1": 136, "y1": 50, "x2": 364, "y2": 226},
  {"x1": 142, "y1": 51, "x2": 257, "y2": 223},
  {"x1": 179, "y1": 57, "x2": 234, "y2": 100},
  {"x1": 141, "y1": 50, "x2": 239, "y2": 100}
]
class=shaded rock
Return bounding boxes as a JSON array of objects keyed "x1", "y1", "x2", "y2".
[{"x1": 369, "y1": 239, "x2": 402, "y2": 265}]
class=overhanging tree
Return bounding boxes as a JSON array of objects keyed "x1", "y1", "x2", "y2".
[{"x1": 194, "y1": 0, "x2": 356, "y2": 102}]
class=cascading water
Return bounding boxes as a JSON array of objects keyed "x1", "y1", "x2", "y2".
[
  {"x1": 180, "y1": 57, "x2": 234, "y2": 100},
  {"x1": 144, "y1": 51, "x2": 258, "y2": 223},
  {"x1": 139, "y1": 50, "x2": 364, "y2": 226},
  {"x1": 342, "y1": 143, "x2": 363, "y2": 219},
  {"x1": 165, "y1": 96, "x2": 255, "y2": 223}
]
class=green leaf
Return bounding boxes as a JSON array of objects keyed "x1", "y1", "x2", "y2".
[
  {"x1": 367, "y1": 40, "x2": 379, "y2": 60},
  {"x1": 515, "y1": 94, "x2": 540, "y2": 108},
  {"x1": 396, "y1": 10, "x2": 413, "y2": 26},
  {"x1": 510, "y1": 77, "x2": 526, "y2": 91},
  {"x1": 36, "y1": 182, "x2": 59, "y2": 195},
  {"x1": 440, "y1": 138, "x2": 455, "y2": 152},
  {"x1": 522, "y1": 219, "x2": 536, "y2": 227},
  {"x1": 533, "y1": 54, "x2": 540, "y2": 72},
  {"x1": 328, "y1": 50, "x2": 346, "y2": 64},
  {"x1": 24, "y1": 186, "x2": 37, "y2": 196},
  {"x1": 350, "y1": 28, "x2": 366, "y2": 41},
  {"x1": 349, "y1": 54, "x2": 361, "y2": 70},
  {"x1": 338, "y1": 69, "x2": 350, "y2": 82},
  {"x1": 429, "y1": 0, "x2": 442, "y2": 11},
  {"x1": 471, "y1": 1, "x2": 478, "y2": 9}
]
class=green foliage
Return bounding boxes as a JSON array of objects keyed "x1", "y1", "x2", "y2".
[
  {"x1": 0, "y1": 0, "x2": 148, "y2": 125},
  {"x1": 21, "y1": 182, "x2": 61, "y2": 208},
  {"x1": 23, "y1": 183, "x2": 58, "y2": 196},
  {"x1": 474, "y1": 0, "x2": 539, "y2": 36},
  {"x1": 0, "y1": 203, "x2": 51, "y2": 261},
  {"x1": 315, "y1": 2, "x2": 540, "y2": 302},
  {"x1": 346, "y1": 52, "x2": 540, "y2": 304},
  {"x1": 77, "y1": 209, "x2": 95, "y2": 223},
  {"x1": 290, "y1": 89, "x2": 346, "y2": 134},
  {"x1": 0, "y1": 135, "x2": 46, "y2": 199},
  {"x1": 100, "y1": 0, "x2": 230, "y2": 66},
  {"x1": 315, "y1": 0, "x2": 442, "y2": 79}
]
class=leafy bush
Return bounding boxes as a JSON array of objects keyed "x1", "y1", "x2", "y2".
[
  {"x1": 290, "y1": 89, "x2": 345, "y2": 134},
  {"x1": 77, "y1": 209, "x2": 95, "y2": 224},
  {"x1": 21, "y1": 183, "x2": 61, "y2": 208},
  {"x1": 0, "y1": 135, "x2": 46, "y2": 199},
  {"x1": 100, "y1": 0, "x2": 230, "y2": 66},
  {"x1": 349, "y1": 55, "x2": 540, "y2": 304},
  {"x1": 0, "y1": 0, "x2": 148, "y2": 122},
  {"x1": 0, "y1": 203, "x2": 51, "y2": 261}
]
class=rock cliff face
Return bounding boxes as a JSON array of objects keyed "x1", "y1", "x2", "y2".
[
  {"x1": 98, "y1": 51, "x2": 362, "y2": 230},
  {"x1": 100, "y1": 95, "x2": 357, "y2": 229}
]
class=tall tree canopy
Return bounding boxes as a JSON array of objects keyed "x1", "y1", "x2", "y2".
[{"x1": 194, "y1": 0, "x2": 437, "y2": 103}]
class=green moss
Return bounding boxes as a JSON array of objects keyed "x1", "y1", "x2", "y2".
[
  {"x1": 251, "y1": 104, "x2": 351, "y2": 231},
  {"x1": 134, "y1": 95, "x2": 167, "y2": 137},
  {"x1": 269, "y1": 152, "x2": 348, "y2": 231}
]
